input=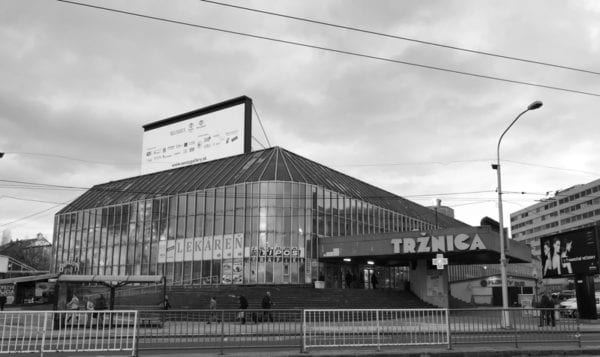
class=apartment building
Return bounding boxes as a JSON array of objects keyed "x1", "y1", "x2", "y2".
[{"x1": 510, "y1": 178, "x2": 600, "y2": 259}]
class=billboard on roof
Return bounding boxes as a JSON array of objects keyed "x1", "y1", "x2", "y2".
[
  {"x1": 141, "y1": 96, "x2": 252, "y2": 174},
  {"x1": 540, "y1": 226, "x2": 600, "y2": 278}
]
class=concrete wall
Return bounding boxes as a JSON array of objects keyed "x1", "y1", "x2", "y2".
[{"x1": 410, "y1": 259, "x2": 449, "y2": 308}]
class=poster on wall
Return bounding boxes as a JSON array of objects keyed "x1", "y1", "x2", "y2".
[
  {"x1": 541, "y1": 226, "x2": 600, "y2": 278},
  {"x1": 0, "y1": 284, "x2": 14, "y2": 304},
  {"x1": 426, "y1": 272, "x2": 443, "y2": 297}
]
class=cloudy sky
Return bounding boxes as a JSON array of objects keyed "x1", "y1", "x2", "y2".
[{"x1": 1, "y1": 0, "x2": 600, "y2": 242}]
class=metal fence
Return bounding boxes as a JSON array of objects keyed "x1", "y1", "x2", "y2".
[
  {"x1": 137, "y1": 309, "x2": 303, "y2": 352},
  {"x1": 448, "y1": 308, "x2": 581, "y2": 348},
  {"x1": 0, "y1": 310, "x2": 138, "y2": 356},
  {"x1": 303, "y1": 309, "x2": 449, "y2": 351},
  {"x1": 0, "y1": 308, "x2": 585, "y2": 354}
]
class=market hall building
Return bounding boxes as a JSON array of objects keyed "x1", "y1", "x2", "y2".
[{"x1": 52, "y1": 146, "x2": 532, "y2": 307}]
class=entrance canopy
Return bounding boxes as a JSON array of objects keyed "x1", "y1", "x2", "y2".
[{"x1": 319, "y1": 227, "x2": 531, "y2": 266}]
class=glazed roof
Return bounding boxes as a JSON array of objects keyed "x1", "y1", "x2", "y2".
[{"x1": 59, "y1": 147, "x2": 468, "y2": 228}]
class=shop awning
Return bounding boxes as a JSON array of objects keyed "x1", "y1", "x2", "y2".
[{"x1": 0, "y1": 273, "x2": 59, "y2": 285}]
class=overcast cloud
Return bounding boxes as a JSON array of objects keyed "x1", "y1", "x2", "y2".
[{"x1": 1, "y1": 0, "x2": 599, "y2": 241}]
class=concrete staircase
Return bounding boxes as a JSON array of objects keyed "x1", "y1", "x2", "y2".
[{"x1": 115, "y1": 285, "x2": 435, "y2": 310}]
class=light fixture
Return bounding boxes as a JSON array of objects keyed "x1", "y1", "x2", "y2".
[
  {"x1": 367, "y1": 260, "x2": 374, "y2": 265},
  {"x1": 343, "y1": 258, "x2": 351, "y2": 262}
]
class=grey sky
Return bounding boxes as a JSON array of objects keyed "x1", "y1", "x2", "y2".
[{"x1": 1, "y1": 0, "x2": 599, "y2": 240}]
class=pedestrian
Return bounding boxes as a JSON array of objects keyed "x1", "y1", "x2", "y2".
[
  {"x1": 345, "y1": 271, "x2": 352, "y2": 289},
  {"x1": 66, "y1": 294, "x2": 80, "y2": 323},
  {"x1": 163, "y1": 295, "x2": 172, "y2": 310},
  {"x1": 261, "y1": 291, "x2": 274, "y2": 322},
  {"x1": 94, "y1": 294, "x2": 107, "y2": 328},
  {"x1": 207, "y1": 297, "x2": 219, "y2": 324},
  {"x1": 0, "y1": 293, "x2": 6, "y2": 311},
  {"x1": 238, "y1": 295, "x2": 249, "y2": 324},
  {"x1": 539, "y1": 293, "x2": 552, "y2": 327},
  {"x1": 371, "y1": 273, "x2": 378, "y2": 290},
  {"x1": 85, "y1": 298, "x2": 94, "y2": 327},
  {"x1": 550, "y1": 293, "x2": 559, "y2": 327}
]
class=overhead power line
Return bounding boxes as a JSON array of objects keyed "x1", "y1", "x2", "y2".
[
  {"x1": 200, "y1": 0, "x2": 600, "y2": 76},
  {"x1": 0, "y1": 202, "x2": 68, "y2": 228},
  {"x1": 57, "y1": 0, "x2": 600, "y2": 98}
]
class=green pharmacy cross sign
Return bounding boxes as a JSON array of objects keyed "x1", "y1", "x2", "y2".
[{"x1": 432, "y1": 253, "x2": 448, "y2": 270}]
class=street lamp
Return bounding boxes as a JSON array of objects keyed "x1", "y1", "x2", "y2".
[{"x1": 493, "y1": 100, "x2": 542, "y2": 326}]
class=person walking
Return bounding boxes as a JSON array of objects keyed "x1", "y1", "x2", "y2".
[
  {"x1": 66, "y1": 294, "x2": 80, "y2": 323},
  {"x1": 261, "y1": 291, "x2": 274, "y2": 322},
  {"x1": 238, "y1": 295, "x2": 249, "y2": 324},
  {"x1": 0, "y1": 293, "x2": 7, "y2": 311},
  {"x1": 163, "y1": 295, "x2": 172, "y2": 310}
]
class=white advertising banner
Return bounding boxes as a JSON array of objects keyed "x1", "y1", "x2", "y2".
[
  {"x1": 141, "y1": 104, "x2": 245, "y2": 174},
  {"x1": 158, "y1": 234, "x2": 244, "y2": 263}
]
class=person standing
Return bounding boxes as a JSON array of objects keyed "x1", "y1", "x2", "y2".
[
  {"x1": 0, "y1": 293, "x2": 6, "y2": 311},
  {"x1": 207, "y1": 297, "x2": 219, "y2": 324},
  {"x1": 94, "y1": 295, "x2": 107, "y2": 328},
  {"x1": 539, "y1": 293, "x2": 552, "y2": 327},
  {"x1": 261, "y1": 291, "x2": 274, "y2": 322},
  {"x1": 238, "y1": 295, "x2": 249, "y2": 324},
  {"x1": 345, "y1": 271, "x2": 352, "y2": 289},
  {"x1": 371, "y1": 273, "x2": 379, "y2": 290}
]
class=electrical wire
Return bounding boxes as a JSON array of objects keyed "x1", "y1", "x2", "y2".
[
  {"x1": 1, "y1": 151, "x2": 139, "y2": 166},
  {"x1": 56, "y1": 0, "x2": 600, "y2": 98},
  {"x1": 0, "y1": 195, "x2": 65, "y2": 204},
  {"x1": 199, "y1": 0, "x2": 600, "y2": 76},
  {"x1": 0, "y1": 202, "x2": 69, "y2": 228}
]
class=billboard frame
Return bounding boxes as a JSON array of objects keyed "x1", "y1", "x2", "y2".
[
  {"x1": 540, "y1": 224, "x2": 600, "y2": 279},
  {"x1": 142, "y1": 95, "x2": 252, "y2": 159}
]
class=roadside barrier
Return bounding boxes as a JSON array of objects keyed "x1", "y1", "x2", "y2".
[
  {"x1": 0, "y1": 308, "x2": 584, "y2": 354},
  {"x1": 0, "y1": 310, "x2": 138, "y2": 356},
  {"x1": 448, "y1": 308, "x2": 580, "y2": 348},
  {"x1": 303, "y1": 309, "x2": 449, "y2": 351},
  {"x1": 137, "y1": 309, "x2": 303, "y2": 353}
]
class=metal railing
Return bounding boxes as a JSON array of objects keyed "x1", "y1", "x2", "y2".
[
  {"x1": 448, "y1": 308, "x2": 581, "y2": 348},
  {"x1": 137, "y1": 309, "x2": 303, "y2": 353},
  {"x1": 0, "y1": 308, "x2": 586, "y2": 354},
  {"x1": 303, "y1": 308, "x2": 449, "y2": 351},
  {"x1": 0, "y1": 310, "x2": 138, "y2": 356}
]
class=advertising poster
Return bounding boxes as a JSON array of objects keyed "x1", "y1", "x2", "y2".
[
  {"x1": 141, "y1": 102, "x2": 247, "y2": 174},
  {"x1": 541, "y1": 227, "x2": 600, "y2": 278}
]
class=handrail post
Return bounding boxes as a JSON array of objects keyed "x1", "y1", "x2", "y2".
[
  {"x1": 219, "y1": 310, "x2": 225, "y2": 355},
  {"x1": 446, "y1": 308, "x2": 452, "y2": 350},
  {"x1": 40, "y1": 311, "x2": 48, "y2": 357},
  {"x1": 376, "y1": 309, "x2": 381, "y2": 352}
]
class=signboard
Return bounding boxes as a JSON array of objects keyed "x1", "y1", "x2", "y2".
[
  {"x1": 390, "y1": 233, "x2": 486, "y2": 254},
  {"x1": 540, "y1": 226, "x2": 600, "y2": 278},
  {"x1": 141, "y1": 96, "x2": 252, "y2": 174},
  {"x1": 158, "y1": 234, "x2": 244, "y2": 263}
]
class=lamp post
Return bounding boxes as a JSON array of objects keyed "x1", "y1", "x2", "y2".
[{"x1": 493, "y1": 100, "x2": 542, "y2": 327}]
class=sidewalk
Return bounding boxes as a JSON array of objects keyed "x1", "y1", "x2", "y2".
[{"x1": 43, "y1": 342, "x2": 600, "y2": 357}]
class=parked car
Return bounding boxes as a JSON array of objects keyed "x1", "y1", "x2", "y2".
[
  {"x1": 557, "y1": 290, "x2": 575, "y2": 301},
  {"x1": 559, "y1": 292, "x2": 600, "y2": 318}
]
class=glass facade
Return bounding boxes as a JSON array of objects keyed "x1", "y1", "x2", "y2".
[{"x1": 53, "y1": 181, "x2": 436, "y2": 286}]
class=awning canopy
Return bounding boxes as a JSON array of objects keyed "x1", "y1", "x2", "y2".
[
  {"x1": 0, "y1": 273, "x2": 59, "y2": 285},
  {"x1": 57, "y1": 274, "x2": 164, "y2": 284}
]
